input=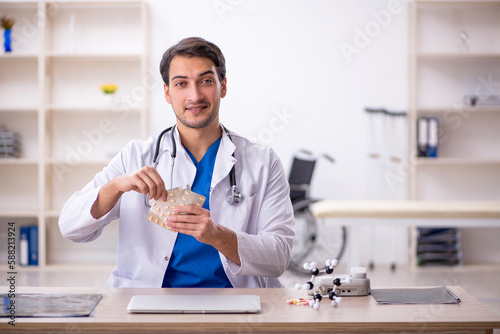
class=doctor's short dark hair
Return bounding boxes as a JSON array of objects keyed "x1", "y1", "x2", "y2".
[{"x1": 159, "y1": 37, "x2": 226, "y2": 86}]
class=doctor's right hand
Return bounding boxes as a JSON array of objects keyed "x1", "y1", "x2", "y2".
[
  {"x1": 114, "y1": 166, "x2": 167, "y2": 201},
  {"x1": 91, "y1": 166, "x2": 167, "y2": 219}
]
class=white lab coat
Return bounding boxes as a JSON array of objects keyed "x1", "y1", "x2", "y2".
[{"x1": 59, "y1": 126, "x2": 295, "y2": 288}]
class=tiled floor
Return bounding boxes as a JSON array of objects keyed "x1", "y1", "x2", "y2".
[{"x1": 5, "y1": 263, "x2": 500, "y2": 332}]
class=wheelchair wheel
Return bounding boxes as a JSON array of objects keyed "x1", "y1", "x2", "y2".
[{"x1": 288, "y1": 198, "x2": 347, "y2": 275}]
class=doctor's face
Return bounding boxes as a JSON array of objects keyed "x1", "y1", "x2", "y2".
[{"x1": 164, "y1": 55, "x2": 227, "y2": 130}]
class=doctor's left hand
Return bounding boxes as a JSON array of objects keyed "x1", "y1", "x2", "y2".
[
  {"x1": 166, "y1": 206, "x2": 220, "y2": 244},
  {"x1": 166, "y1": 206, "x2": 241, "y2": 266}
]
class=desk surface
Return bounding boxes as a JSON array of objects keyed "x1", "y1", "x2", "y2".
[
  {"x1": 2, "y1": 286, "x2": 500, "y2": 333},
  {"x1": 311, "y1": 200, "x2": 500, "y2": 219}
]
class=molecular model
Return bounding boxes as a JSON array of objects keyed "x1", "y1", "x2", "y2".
[{"x1": 293, "y1": 259, "x2": 352, "y2": 310}]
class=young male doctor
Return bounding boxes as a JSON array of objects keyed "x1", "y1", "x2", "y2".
[{"x1": 59, "y1": 37, "x2": 295, "y2": 288}]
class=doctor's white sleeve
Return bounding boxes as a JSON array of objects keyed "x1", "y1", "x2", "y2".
[
  {"x1": 58, "y1": 149, "x2": 126, "y2": 243},
  {"x1": 228, "y1": 155, "x2": 295, "y2": 278}
]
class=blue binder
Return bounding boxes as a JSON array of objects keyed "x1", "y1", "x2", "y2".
[
  {"x1": 427, "y1": 117, "x2": 438, "y2": 158},
  {"x1": 28, "y1": 226, "x2": 38, "y2": 266}
]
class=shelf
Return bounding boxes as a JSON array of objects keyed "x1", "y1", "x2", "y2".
[
  {"x1": 45, "y1": 0, "x2": 143, "y2": 6},
  {"x1": 46, "y1": 53, "x2": 142, "y2": 60},
  {"x1": 417, "y1": 53, "x2": 500, "y2": 60},
  {"x1": 46, "y1": 215, "x2": 119, "y2": 265},
  {"x1": 416, "y1": 106, "x2": 500, "y2": 113},
  {"x1": 0, "y1": 54, "x2": 38, "y2": 59},
  {"x1": 47, "y1": 162, "x2": 114, "y2": 210},
  {"x1": 46, "y1": 105, "x2": 142, "y2": 113},
  {"x1": 0, "y1": 107, "x2": 38, "y2": 113},
  {"x1": 47, "y1": 111, "x2": 139, "y2": 161},
  {"x1": 415, "y1": 1, "x2": 500, "y2": 5},
  {"x1": 0, "y1": 4, "x2": 40, "y2": 55},
  {"x1": 0, "y1": 158, "x2": 38, "y2": 165},
  {"x1": 46, "y1": 158, "x2": 111, "y2": 165},
  {"x1": 0, "y1": 164, "x2": 39, "y2": 212},
  {"x1": 1, "y1": 0, "x2": 147, "y2": 268},
  {"x1": 0, "y1": 112, "x2": 39, "y2": 158},
  {"x1": 409, "y1": 0, "x2": 500, "y2": 265},
  {"x1": 0, "y1": 1, "x2": 38, "y2": 5},
  {"x1": 415, "y1": 59, "x2": 500, "y2": 108},
  {"x1": 0, "y1": 56, "x2": 39, "y2": 111},
  {"x1": 0, "y1": 210, "x2": 38, "y2": 218},
  {"x1": 16, "y1": 263, "x2": 115, "y2": 272},
  {"x1": 46, "y1": 2, "x2": 143, "y2": 55},
  {"x1": 416, "y1": 157, "x2": 500, "y2": 166},
  {"x1": 415, "y1": 1, "x2": 500, "y2": 56},
  {"x1": 47, "y1": 58, "x2": 142, "y2": 107}
]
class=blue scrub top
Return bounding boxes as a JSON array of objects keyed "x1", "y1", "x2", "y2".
[{"x1": 162, "y1": 137, "x2": 233, "y2": 288}]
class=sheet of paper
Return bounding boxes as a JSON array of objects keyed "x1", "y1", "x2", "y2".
[{"x1": 371, "y1": 286, "x2": 461, "y2": 304}]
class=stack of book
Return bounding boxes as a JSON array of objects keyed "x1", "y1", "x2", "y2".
[
  {"x1": 0, "y1": 125, "x2": 21, "y2": 158},
  {"x1": 416, "y1": 227, "x2": 463, "y2": 266}
]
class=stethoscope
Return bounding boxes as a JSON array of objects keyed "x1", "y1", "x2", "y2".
[{"x1": 144, "y1": 124, "x2": 242, "y2": 207}]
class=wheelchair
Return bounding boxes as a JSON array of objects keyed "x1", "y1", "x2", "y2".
[{"x1": 287, "y1": 150, "x2": 347, "y2": 274}]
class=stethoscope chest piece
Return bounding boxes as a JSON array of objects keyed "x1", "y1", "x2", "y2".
[{"x1": 226, "y1": 185, "x2": 243, "y2": 204}]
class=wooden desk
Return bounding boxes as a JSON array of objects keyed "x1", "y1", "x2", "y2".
[{"x1": 1, "y1": 286, "x2": 500, "y2": 333}]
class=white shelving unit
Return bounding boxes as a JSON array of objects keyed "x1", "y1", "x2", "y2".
[
  {"x1": 408, "y1": 0, "x2": 500, "y2": 264},
  {"x1": 0, "y1": 0, "x2": 148, "y2": 268}
]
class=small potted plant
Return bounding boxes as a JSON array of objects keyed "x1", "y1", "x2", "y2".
[
  {"x1": 100, "y1": 83, "x2": 118, "y2": 106},
  {"x1": 1, "y1": 16, "x2": 15, "y2": 53}
]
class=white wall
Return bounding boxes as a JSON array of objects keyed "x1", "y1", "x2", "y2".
[{"x1": 146, "y1": 0, "x2": 410, "y2": 266}]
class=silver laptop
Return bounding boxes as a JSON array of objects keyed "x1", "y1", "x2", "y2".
[{"x1": 126, "y1": 294, "x2": 261, "y2": 314}]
